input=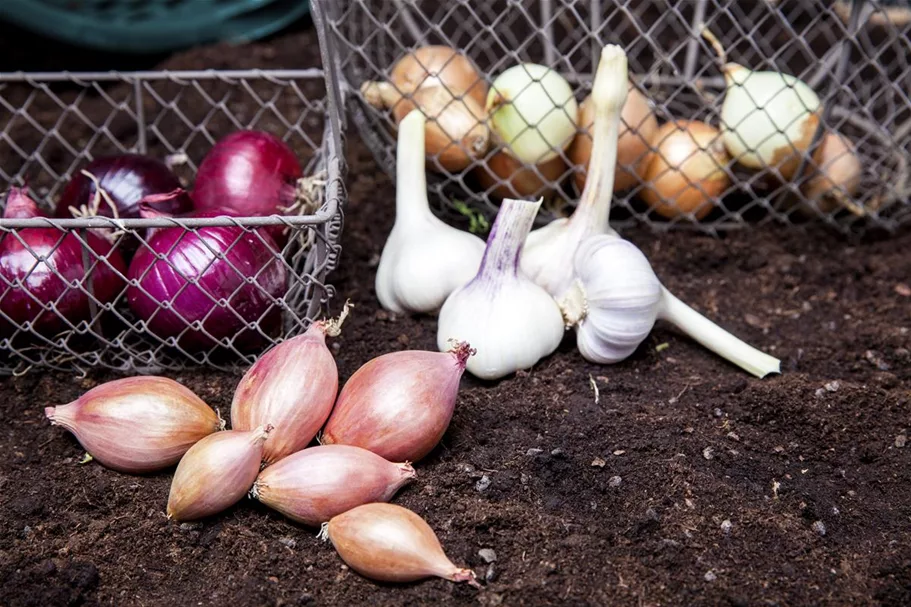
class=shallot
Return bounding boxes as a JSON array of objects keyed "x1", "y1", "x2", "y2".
[
  {"x1": 231, "y1": 305, "x2": 348, "y2": 463},
  {"x1": 167, "y1": 424, "x2": 271, "y2": 521},
  {"x1": 321, "y1": 342, "x2": 473, "y2": 462},
  {"x1": 321, "y1": 502, "x2": 479, "y2": 587},
  {"x1": 252, "y1": 444, "x2": 415, "y2": 526},
  {"x1": 45, "y1": 376, "x2": 221, "y2": 474}
]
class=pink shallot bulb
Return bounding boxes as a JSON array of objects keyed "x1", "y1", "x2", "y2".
[
  {"x1": 321, "y1": 502, "x2": 480, "y2": 587},
  {"x1": 252, "y1": 444, "x2": 416, "y2": 526},
  {"x1": 45, "y1": 376, "x2": 221, "y2": 474},
  {"x1": 231, "y1": 305, "x2": 349, "y2": 463},
  {"x1": 321, "y1": 342, "x2": 474, "y2": 462}
]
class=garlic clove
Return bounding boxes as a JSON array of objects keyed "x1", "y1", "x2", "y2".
[
  {"x1": 322, "y1": 502, "x2": 480, "y2": 587},
  {"x1": 166, "y1": 425, "x2": 271, "y2": 521},
  {"x1": 252, "y1": 444, "x2": 416, "y2": 526},
  {"x1": 375, "y1": 109, "x2": 485, "y2": 314},
  {"x1": 437, "y1": 198, "x2": 565, "y2": 380},
  {"x1": 45, "y1": 376, "x2": 221, "y2": 474}
]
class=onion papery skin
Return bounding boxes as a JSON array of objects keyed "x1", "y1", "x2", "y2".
[
  {"x1": 167, "y1": 425, "x2": 270, "y2": 521},
  {"x1": 570, "y1": 86, "x2": 658, "y2": 193},
  {"x1": 54, "y1": 154, "x2": 192, "y2": 220},
  {"x1": 474, "y1": 149, "x2": 566, "y2": 200},
  {"x1": 321, "y1": 345, "x2": 472, "y2": 463},
  {"x1": 640, "y1": 120, "x2": 730, "y2": 220},
  {"x1": 192, "y1": 130, "x2": 301, "y2": 245},
  {"x1": 1, "y1": 188, "x2": 126, "y2": 337},
  {"x1": 388, "y1": 45, "x2": 488, "y2": 107},
  {"x1": 252, "y1": 445, "x2": 416, "y2": 526},
  {"x1": 325, "y1": 503, "x2": 478, "y2": 586},
  {"x1": 126, "y1": 214, "x2": 287, "y2": 351},
  {"x1": 231, "y1": 322, "x2": 338, "y2": 463},
  {"x1": 45, "y1": 376, "x2": 221, "y2": 474}
]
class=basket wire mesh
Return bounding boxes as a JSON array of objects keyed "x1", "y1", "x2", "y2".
[
  {"x1": 318, "y1": 0, "x2": 911, "y2": 235},
  {"x1": 0, "y1": 67, "x2": 345, "y2": 374}
]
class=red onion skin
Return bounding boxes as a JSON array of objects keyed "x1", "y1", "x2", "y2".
[
  {"x1": 231, "y1": 322, "x2": 338, "y2": 463},
  {"x1": 44, "y1": 376, "x2": 221, "y2": 474},
  {"x1": 322, "y1": 344, "x2": 472, "y2": 462},
  {"x1": 54, "y1": 154, "x2": 193, "y2": 219},
  {"x1": 252, "y1": 445, "x2": 416, "y2": 526},
  {"x1": 126, "y1": 212, "x2": 287, "y2": 351},
  {"x1": 1, "y1": 188, "x2": 126, "y2": 336},
  {"x1": 192, "y1": 130, "x2": 301, "y2": 218}
]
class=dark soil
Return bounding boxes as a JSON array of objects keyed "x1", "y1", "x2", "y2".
[{"x1": 2, "y1": 25, "x2": 911, "y2": 607}]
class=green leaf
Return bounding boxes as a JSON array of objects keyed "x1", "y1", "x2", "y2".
[{"x1": 452, "y1": 201, "x2": 490, "y2": 235}]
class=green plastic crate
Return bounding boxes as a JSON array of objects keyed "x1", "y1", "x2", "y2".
[{"x1": 0, "y1": 0, "x2": 311, "y2": 54}]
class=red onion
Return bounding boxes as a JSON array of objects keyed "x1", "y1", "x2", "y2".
[
  {"x1": 167, "y1": 425, "x2": 271, "y2": 521},
  {"x1": 126, "y1": 206, "x2": 287, "y2": 351},
  {"x1": 252, "y1": 444, "x2": 415, "y2": 526},
  {"x1": 231, "y1": 306, "x2": 348, "y2": 463},
  {"x1": 321, "y1": 503, "x2": 479, "y2": 587},
  {"x1": 45, "y1": 376, "x2": 222, "y2": 474},
  {"x1": 321, "y1": 342, "x2": 473, "y2": 462},
  {"x1": 1, "y1": 188, "x2": 126, "y2": 336},
  {"x1": 54, "y1": 154, "x2": 193, "y2": 219},
  {"x1": 192, "y1": 130, "x2": 302, "y2": 219}
]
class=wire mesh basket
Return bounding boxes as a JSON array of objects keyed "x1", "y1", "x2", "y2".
[
  {"x1": 318, "y1": 0, "x2": 911, "y2": 235},
  {"x1": 0, "y1": 66, "x2": 346, "y2": 374}
]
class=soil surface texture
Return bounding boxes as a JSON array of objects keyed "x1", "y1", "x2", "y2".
[{"x1": 1, "y1": 25, "x2": 910, "y2": 607}]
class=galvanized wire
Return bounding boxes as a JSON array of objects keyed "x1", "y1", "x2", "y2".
[
  {"x1": 0, "y1": 68, "x2": 345, "y2": 374},
  {"x1": 319, "y1": 0, "x2": 911, "y2": 235}
]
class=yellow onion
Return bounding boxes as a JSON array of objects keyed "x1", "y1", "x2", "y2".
[
  {"x1": 486, "y1": 63, "x2": 578, "y2": 164},
  {"x1": 251, "y1": 444, "x2": 415, "y2": 526},
  {"x1": 167, "y1": 425, "x2": 271, "y2": 521},
  {"x1": 385, "y1": 45, "x2": 487, "y2": 106},
  {"x1": 45, "y1": 376, "x2": 221, "y2": 474},
  {"x1": 570, "y1": 84, "x2": 658, "y2": 193},
  {"x1": 322, "y1": 343, "x2": 473, "y2": 462},
  {"x1": 703, "y1": 27, "x2": 821, "y2": 180},
  {"x1": 231, "y1": 307, "x2": 347, "y2": 464},
  {"x1": 362, "y1": 46, "x2": 490, "y2": 172},
  {"x1": 473, "y1": 149, "x2": 566, "y2": 199},
  {"x1": 640, "y1": 120, "x2": 731, "y2": 220},
  {"x1": 801, "y1": 132, "x2": 863, "y2": 215},
  {"x1": 321, "y1": 503, "x2": 479, "y2": 587}
]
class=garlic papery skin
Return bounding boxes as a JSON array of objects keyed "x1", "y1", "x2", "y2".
[
  {"x1": 251, "y1": 445, "x2": 416, "y2": 526},
  {"x1": 566, "y1": 234, "x2": 781, "y2": 378},
  {"x1": 45, "y1": 376, "x2": 221, "y2": 474},
  {"x1": 521, "y1": 45, "x2": 629, "y2": 300},
  {"x1": 437, "y1": 197, "x2": 564, "y2": 380},
  {"x1": 375, "y1": 109, "x2": 485, "y2": 314},
  {"x1": 167, "y1": 425, "x2": 271, "y2": 521}
]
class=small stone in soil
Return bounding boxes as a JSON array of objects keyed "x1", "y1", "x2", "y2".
[
  {"x1": 896, "y1": 434, "x2": 907, "y2": 448},
  {"x1": 824, "y1": 380, "x2": 841, "y2": 392},
  {"x1": 703, "y1": 447, "x2": 715, "y2": 460},
  {"x1": 478, "y1": 548, "x2": 497, "y2": 563},
  {"x1": 608, "y1": 476, "x2": 622, "y2": 488},
  {"x1": 485, "y1": 564, "x2": 498, "y2": 582},
  {"x1": 525, "y1": 448, "x2": 543, "y2": 456},
  {"x1": 704, "y1": 570, "x2": 717, "y2": 582},
  {"x1": 278, "y1": 537, "x2": 296, "y2": 549},
  {"x1": 721, "y1": 519, "x2": 733, "y2": 534},
  {"x1": 812, "y1": 520, "x2": 826, "y2": 536},
  {"x1": 591, "y1": 457, "x2": 606, "y2": 467},
  {"x1": 179, "y1": 522, "x2": 203, "y2": 531},
  {"x1": 475, "y1": 475, "x2": 491, "y2": 492},
  {"x1": 550, "y1": 448, "x2": 566, "y2": 458}
]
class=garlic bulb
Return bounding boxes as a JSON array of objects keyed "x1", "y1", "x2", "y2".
[
  {"x1": 563, "y1": 234, "x2": 781, "y2": 378},
  {"x1": 521, "y1": 45, "x2": 629, "y2": 300},
  {"x1": 437, "y1": 197, "x2": 564, "y2": 380},
  {"x1": 375, "y1": 109, "x2": 485, "y2": 314}
]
